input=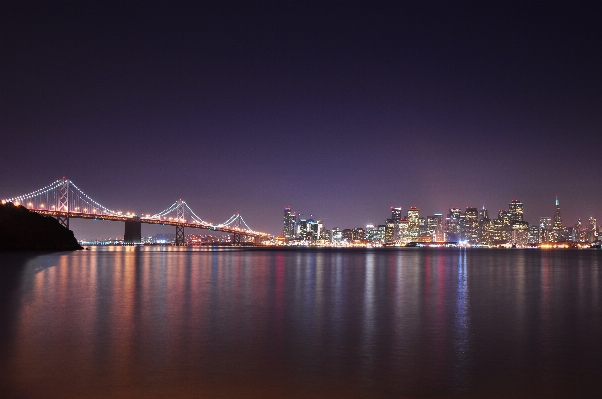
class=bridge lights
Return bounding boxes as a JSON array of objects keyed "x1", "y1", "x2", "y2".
[
  {"x1": 40, "y1": 204, "x2": 45, "y2": 208},
  {"x1": 52, "y1": 205, "x2": 56, "y2": 210},
  {"x1": 28, "y1": 202, "x2": 33, "y2": 208}
]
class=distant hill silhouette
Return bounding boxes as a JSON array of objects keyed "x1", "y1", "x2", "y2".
[{"x1": 0, "y1": 203, "x2": 82, "y2": 251}]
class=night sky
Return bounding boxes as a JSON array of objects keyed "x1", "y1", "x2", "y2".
[{"x1": 1, "y1": 1, "x2": 601, "y2": 238}]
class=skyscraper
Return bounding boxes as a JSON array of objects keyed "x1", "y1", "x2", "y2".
[
  {"x1": 464, "y1": 207, "x2": 479, "y2": 244},
  {"x1": 539, "y1": 216, "x2": 552, "y2": 243},
  {"x1": 407, "y1": 207, "x2": 420, "y2": 240},
  {"x1": 445, "y1": 208, "x2": 461, "y2": 242},
  {"x1": 479, "y1": 205, "x2": 489, "y2": 221},
  {"x1": 552, "y1": 195, "x2": 564, "y2": 241},
  {"x1": 283, "y1": 206, "x2": 296, "y2": 240},
  {"x1": 427, "y1": 214, "x2": 444, "y2": 242},
  {"x1": 509, "y1": 199, "x2": 524, "y2": 225}
]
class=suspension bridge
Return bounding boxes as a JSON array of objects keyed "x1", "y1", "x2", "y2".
[{"x1": 1, "y1": 178, "x2": 271, "y2": 245}]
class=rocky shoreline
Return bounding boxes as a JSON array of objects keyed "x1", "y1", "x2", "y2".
[{"x1": 0, "y1": 203, "x2": 82, "y2": 251}]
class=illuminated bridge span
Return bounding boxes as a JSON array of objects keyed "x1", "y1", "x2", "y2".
[{"x1": 1, "y1": 178, "x2": 271, "y2": 245}]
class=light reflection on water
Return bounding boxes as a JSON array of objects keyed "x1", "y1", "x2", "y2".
[{"x1": 0, "y1": 247, "x2": 601, "y2": 398}]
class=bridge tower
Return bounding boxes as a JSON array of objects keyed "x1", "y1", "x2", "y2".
[
  {"x1": 175, "y1": 199, "x2": 186, "y2": 246},
  {"x1": 56, "y1": 178, "x2": 69, "y2": 229},
  {"x1": 231, "y1": 213, "x2": 243, "y2": 245},
  {"x1": 124, "y1": 216, "x2": 142, "y2": 244}
]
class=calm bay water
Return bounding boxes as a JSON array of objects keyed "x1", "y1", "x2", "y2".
[{"x1": 1, "y1": 247, "x2": 601, "y2": 398}]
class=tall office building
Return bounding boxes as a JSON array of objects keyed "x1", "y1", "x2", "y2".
[
  {"x1": 283, "y1": 207, "x2": 296, "y2": 240},
  {"x1": 552, "y1": 195, "x2": 564, "y2": 241},
  {"x1": 385, "y1": 219, "x2": 395, "y2": 242},
  {"x1": 391, "y1": 207, "x2": 402, "y2": 221},
  {"x1": 407, "y1": 207, "x2": 420, "y2": 240},
  {"x1": 586, "y1": 217, "x2": 598, "y2": 243},
  {"x1": 464, "y1": 207, "x2": 479, "y2": 244},
  {"x1": 528, "y1": 225, "x2": 540, "y2": 244},
  {"x1": 427, "y1": 214, "x2": 444, "y2": 242},
  {"x1": 589, "y1": 217, "x2": 597, "y2": 234},
  {"x1": 509, "y1": 199, "x2": 524, "y2": 225},
  {"x1": 539, "y1": 216, "x2": 552, "y2": 243},
  {"x1": 445, "y1": 208, "x2": 462, "y2": 242},
  {"x1": 479, "y1": 206, "x2": 489, "y2": 221}
]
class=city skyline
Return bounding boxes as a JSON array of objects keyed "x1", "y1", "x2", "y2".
[
  {"x1": 1, "y1": 176, "x2": 600, "y2": 240},
  {"x1": 282, "y1": 195, "x2": 599, "y2": 246},
  {"x1": 1, "y1": 2, "x2": 600, "y2": 238}
]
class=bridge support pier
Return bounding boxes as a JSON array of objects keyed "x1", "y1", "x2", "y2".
[
  {"x1": 232, "y1": 233, "x2": 241, "y2": 245},
  {"x1": 175, "y1": 225, "x2": 186, "y2": 246},
  {"x1": 254, "y1": 236, "x2": 261, "y2": 246},
  {"x1": 124, "y1": 217, "x2": 141, "y2": 244},
  {"x1": 56, "y1": 214, "x2": 69, "y2": 229}
]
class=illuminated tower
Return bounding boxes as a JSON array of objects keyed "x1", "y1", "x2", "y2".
[
  {"x1": 552, "y1": 195, "x2": 564, "y2": 242},
  {"x1": 427, "y1": 214, "x2": 444, "y2": 242},
  {"x1": 479, "y1": 205, "x2": 489, "y2": 221},
  {"x1": 445, "y1": 208, "x2": 462, "y2": 242},
  {"x1": 509, "y1": 199, "x2": 524, "y2": 225},
  {"x1": 464, "y1": 207, "x2": 479, "y2": 244},
  {"x1": 539, "y1": 217, "x2": 552, "y2": 243},
  {"x1": 283, "y1": 207, "x2": 296, "y2": 240},
  {"x1": 407, "y1": 207, "x2": 420, "y2": 240}
]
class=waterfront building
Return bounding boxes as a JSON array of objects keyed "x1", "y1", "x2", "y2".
[
  {"x1": 539, "y1": 216, "x2": 552, "y2": 243},
  {"x1": 528, "y1": 225, "x2": 540, "y2": 244},
  {"x1": 385, "y1": 219, "x2": 395, "y2": 242},
  {"x1": 407, "y1": 207, "x2": 420, "y2": 240},
  {"x1": 587, "y1": 217, "x2": 598, "y2": 242},
  {"x1": 419, "y1": 217, "x2": 427, "y2": 237},
  {"x1": 552, "y1": 195, "x2": 564, "y2": 242},
  {"x1": 297, "y1": 218, "x2": 307, "y2": 239},
  {"x1": 434, "y1": 214, "x2": 445, "y2": 242},
  {"x1": 445, "y1": 208, "x2": 462, "y2": 242},
  {"x1": 365, "y1": 224, "x2": 378, "y2": 243},
  {"x1": 342, "y1": 229, "x2": 354, "y2": 242},
  {"x1": 480, "y1": 218, "x2": 495, "y2": 246},
  {"x1": 511, "y1": 223, "x2": 529, "y2": 246},
  {"x1": 283, "y1": 206, "x2": 296, "y2": 240},
  {"x1": 478, "y1": 206, "x2": 491, "y2": 246},
  {"x1": 297, "y1": 217, "x2": 320, "y2": 241},
  {"x1": 479, "y1": 206, "x2": 489, "y2": 221},
  {"x1": 427, "y1": 214, "x2": 444, "y2": 242},
  {"x1": 353, "y1": 227, "x2": 365, "y2": 242},
  {"x1": 331, "y1": 227, "x2": 342, "y2": 243},
  {"x1": 396, "y1": 218, "x2": 409, "y2": 242},
  {"x1": 572, "y1": 219, "x2": 583, "y2": 242},
  {"x1": 464, "y1": 207, "x2": 479, "y2": 244},
  {"x1": 391, "y1": 207, "x2": 402, "y2": 221},
  {"x1": 509, "y1": 199, "x2": 524, "y2": 225}
]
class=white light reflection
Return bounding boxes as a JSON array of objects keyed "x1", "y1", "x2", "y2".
[
  {"x1": 453, "y1": 248, "x2": 471, "y2": 393},
  {"x1": 360, "y1": 252, "x2": 376, "y2": 379}
]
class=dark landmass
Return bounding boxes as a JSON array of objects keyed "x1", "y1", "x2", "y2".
[{"x1": 0, "y1": 203, "x2": 82, "y2": 251}]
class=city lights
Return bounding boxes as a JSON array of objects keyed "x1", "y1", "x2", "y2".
[{"x1": 282, "y1": 197, "x2": 600, "y2": 248}]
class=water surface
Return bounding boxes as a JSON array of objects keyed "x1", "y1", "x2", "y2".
[{"x1": 1, "y1": 247, "x2": 601, "y2": 398}]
